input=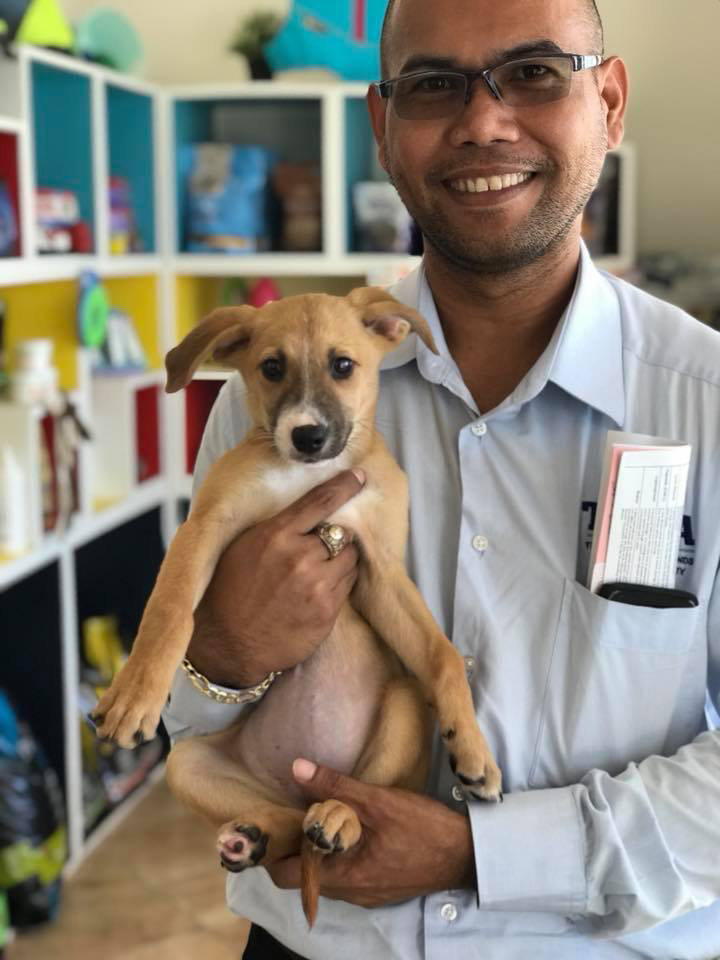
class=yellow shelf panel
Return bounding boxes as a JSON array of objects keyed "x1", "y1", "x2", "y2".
[
  {"x1": 102, "y1": 275, "x2": 162, "y2": 371},
  {"x1": 2, "y1": 275, "x2": 163, "y2": 392},
  {"x1": 2, "y1": 280, "x2": 79, "y2": 390}
]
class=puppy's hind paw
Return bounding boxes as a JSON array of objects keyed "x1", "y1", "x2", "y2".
[{"x1": 217, "y1": 822, "x2": 268, "y2": 872}]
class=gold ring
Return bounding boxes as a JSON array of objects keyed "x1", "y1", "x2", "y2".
[{"x1": 314, "y1": 523, "x2": 352, "y2": 559}]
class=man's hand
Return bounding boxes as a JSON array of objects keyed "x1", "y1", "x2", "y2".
[
  {"x1": 187, "y1": 470, "x2": 364, "y2": 688},
  {"x1": 267, "y1": 759, "x2": 476, "y2": 907}
]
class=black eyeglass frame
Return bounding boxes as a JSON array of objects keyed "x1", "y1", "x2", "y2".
[{"x1": 374, "y1": 53, "x2": 604, "y2": 111}]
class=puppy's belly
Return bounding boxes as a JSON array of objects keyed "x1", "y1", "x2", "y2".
[{"x1": 236, "y1": 607, "x2": 391, "y2": 806}]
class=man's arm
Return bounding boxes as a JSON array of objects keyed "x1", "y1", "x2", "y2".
[{"x1": 269, "y1": 574, "x2": 720, "y2": 939}]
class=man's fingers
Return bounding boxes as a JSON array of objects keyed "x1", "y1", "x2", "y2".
[{"x1": 278, "y1": 469, "x2": 366, "y2": 534}]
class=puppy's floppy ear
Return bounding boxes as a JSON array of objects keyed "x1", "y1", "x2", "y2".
[
  {"x1": 165, "y1": 306, "x2": 257, "y2": 393},
  {"x1": 347, "y1": 286, "x2": 438, "y2": 355}
]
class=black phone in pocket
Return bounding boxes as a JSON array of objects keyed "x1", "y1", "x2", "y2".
[{"x1": 597, "y1": 582, "x2": 699, "y2": 608}]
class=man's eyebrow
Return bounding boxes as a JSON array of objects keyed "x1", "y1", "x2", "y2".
[{"x1": 397, "y1": 40, "x2": 566, "y2": 76}]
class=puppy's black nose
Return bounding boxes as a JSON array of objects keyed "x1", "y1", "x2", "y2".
[{"x1": 292, "y1": 424, "x2": 328, "y2": 454}]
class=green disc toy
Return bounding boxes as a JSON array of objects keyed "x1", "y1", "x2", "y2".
[{"x1": 77, "y1": 272, "x2": 110, "y2": 348}]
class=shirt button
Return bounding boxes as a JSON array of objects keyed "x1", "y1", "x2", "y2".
[
  {"x1": 472, "y1": 534, "x2": 488, "y2": 552},
  {"x1": 464, "y1": 656, "x2": 476, "y2": 678},
  {"x1": 471, "y1": 421, "x2": 487, "y2": 437},
  {"x1": 452, "y1": 784, "x2": 465, "y2": 802},
  {"x1": 440, "y1": 902, "x2": 458, "y2": 922}
]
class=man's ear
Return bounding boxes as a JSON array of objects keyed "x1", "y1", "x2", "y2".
[
  {"x1": 366, "y1": 85, "x2": 389, "y2": 174},
  {"x1": 598, "y1": 56, "x2": 628, "y2": 149},
  {"x1": 348, "y1": 286, "x2": 438, "y2": 354},
  {"x1": 165, "y1": 306, "x2": 257, "y2": 393}
]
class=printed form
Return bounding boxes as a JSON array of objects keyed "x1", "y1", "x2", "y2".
[{"x1": 588, "y1": 431, "x2": 691, "y2": 594}]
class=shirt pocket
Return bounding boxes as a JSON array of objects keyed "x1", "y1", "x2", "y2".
[{"x1": 528, "y1": 578, "x2": 706, "y2": 788}]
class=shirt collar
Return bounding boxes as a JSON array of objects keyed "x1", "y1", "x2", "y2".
[{"x1": 383, "y1": 241, "x2": 625, "y2": 426}]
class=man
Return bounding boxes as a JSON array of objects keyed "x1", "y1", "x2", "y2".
[{"x1": 163, "y1": 0, "x2": 720, "y2": 957}]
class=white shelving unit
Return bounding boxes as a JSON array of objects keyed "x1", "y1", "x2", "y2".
[{"x1": 0, "y1": 44, "x2": 636, "y2": 872}]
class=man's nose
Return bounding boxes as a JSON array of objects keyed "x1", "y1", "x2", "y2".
[{"x1": 447, "y1": 81, "x2": 520, "y2": 147}]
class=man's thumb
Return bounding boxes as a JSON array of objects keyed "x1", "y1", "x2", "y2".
[{"x1": 292, "y1": 758, "x2": 364, "y2": 807}]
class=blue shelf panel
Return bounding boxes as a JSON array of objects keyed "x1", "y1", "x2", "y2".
[
  {"x1": 32, "y1": 62, "x2": 95, "y2": 252},
  {"x1": 173, "y1": 97, "x2": 322, "y2": 253},
  {"x1": 106, "y1": 85, "x2": 156, "y2": 254}
]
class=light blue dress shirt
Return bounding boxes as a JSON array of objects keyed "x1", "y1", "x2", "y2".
[{"x1": 163, "y1": 243, "x2": 720, "y2": 959}]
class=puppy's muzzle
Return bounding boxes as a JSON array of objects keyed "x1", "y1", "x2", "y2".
[{"x1": 292, "y1": 424, "x2": 328, "y2": 457}]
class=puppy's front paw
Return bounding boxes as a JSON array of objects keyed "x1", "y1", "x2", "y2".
[
  {"x1": 91, "y1": 663, "x2": 166, "y2": 749},
  {"x1": 303, "y1": 800, "x2": 361, "y2": 854},
  {"x1": 217, "y1": 822, "x2": 269, "y2": 872},
  {"x1": 443, "y1": 728, "x2": 503, "y2": 803}
]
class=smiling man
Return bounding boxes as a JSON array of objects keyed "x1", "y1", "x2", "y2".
[{"x1": 163, "y1": 1, "x2": 720, "y2": 958}]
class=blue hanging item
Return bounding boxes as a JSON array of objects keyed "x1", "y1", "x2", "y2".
[{"x1": 263, "y1": 0, "x2": 387, "y2": 82}]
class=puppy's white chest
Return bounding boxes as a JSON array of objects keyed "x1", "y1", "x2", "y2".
[
  {"x1": 262, "y1": 459, "x2": 382, "y2": 537},
  {"x1": 262, "y1": 455, "x2": 351, "y2": 506}
]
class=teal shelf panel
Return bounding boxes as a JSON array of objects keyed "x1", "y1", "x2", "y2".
[
  {"x1": 106, "y1": 85, "x2": 156, "y2": 254},
  {"x1": 32, "y1": 62, "x2": 94, "y2": 251}
]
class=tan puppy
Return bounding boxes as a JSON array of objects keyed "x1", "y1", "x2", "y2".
[{"x1": 91, "y1": 286, "x2": 502, "y2": 924}]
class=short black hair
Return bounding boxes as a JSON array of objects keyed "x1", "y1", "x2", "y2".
[{"x1": 379, "y1": 0, "x2": 605, "y2": 78}]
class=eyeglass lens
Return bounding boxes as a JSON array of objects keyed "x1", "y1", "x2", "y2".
[{"x1": 390, "y1": 56, "x2": 575, "y2": 119}]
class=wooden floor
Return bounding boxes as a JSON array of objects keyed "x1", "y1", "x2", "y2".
[{"x1": 7, "y1": 776, "x2": 250, "y2": 960}]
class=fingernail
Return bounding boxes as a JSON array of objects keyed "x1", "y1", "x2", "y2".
[
  {"x1": 352, "y1": 468, "x2": 366, "y2": 485},
  {"x1": 293, "y1": 758, "x2": 317, "y2": 782}
]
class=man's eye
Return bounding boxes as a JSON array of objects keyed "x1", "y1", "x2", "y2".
[
  {"x1": 413, "y1": 74, "x2": 459, "y2": 95},
  {"x1": 520, "y1": 64, "x2": 549, "y2": 80},
  {"x1": 260, "y1": 357, "x2": 284, "y2": 381},
  {"x1": 331, "y1": 356, "x2": 354, "y2": 379},
  {"x1": 419, "y1": 75, "x2": 452, "y2": 92}
]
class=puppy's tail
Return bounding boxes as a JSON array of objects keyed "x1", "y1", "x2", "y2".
[{"x1": 300, "y1": 837, "x2": 324, "y2": 928}]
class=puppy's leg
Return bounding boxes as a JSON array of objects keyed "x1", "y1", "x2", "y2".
[
  {"x1": 166, "y1": 732, "x2": 304, "y2": 870},
  {"x1": 93, "y1": 443, "x2": 279, "y2": 747},
  {"x1": 353, "y1": 560, "x2": 502, "y2": 802},
  {"x1": 303, "y1": 677, "x2": 432, "y2": 854}
]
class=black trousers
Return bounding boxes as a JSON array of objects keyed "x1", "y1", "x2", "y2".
[{"x1": 243, "y1": 924, "x2": 308, "y2": 959}]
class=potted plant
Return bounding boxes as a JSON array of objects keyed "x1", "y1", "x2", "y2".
[{"x1": 230, "y1": 12, "x2": 282, "y2": 80}]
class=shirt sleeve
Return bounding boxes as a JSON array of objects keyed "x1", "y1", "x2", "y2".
[
  {"x1": 468, "y1": 564, "x2": 720, "y2": 937},
  {"x1": 161, "y1": 374, "x2": 258, "y2": 744}
]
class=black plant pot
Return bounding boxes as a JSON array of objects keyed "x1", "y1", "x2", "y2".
[{"x1": 248, "y1": 53, "x2": 273, "y2": 80}]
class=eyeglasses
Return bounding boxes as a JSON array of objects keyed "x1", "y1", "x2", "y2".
[{"x1": 374, "y1": 54, "x2": 603, "y2": 120}]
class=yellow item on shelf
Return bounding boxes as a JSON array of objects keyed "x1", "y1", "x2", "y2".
[{"x1": 82, "y1": 615, "x2": 126, "y2": 682}]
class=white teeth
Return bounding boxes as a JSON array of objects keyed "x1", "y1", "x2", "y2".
[{"x1": 450, "y1": 172, "x2": 531, "y2": 194}]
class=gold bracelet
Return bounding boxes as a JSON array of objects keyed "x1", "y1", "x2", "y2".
[{"x1": 181, "y1": 657, "x2": 282, "y2": 704}]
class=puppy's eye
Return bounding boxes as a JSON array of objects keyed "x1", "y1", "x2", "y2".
[
  {"x1": 331, "y1": 356, "x2": 354, "y2": 380},
  {"x1": 260, "y1": 357, "x2": 284, "y2": 382}
]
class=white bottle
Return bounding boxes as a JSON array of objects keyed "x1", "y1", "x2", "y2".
[{"x1": 0, "y1": 445, "x2": 26, "y2": 556}]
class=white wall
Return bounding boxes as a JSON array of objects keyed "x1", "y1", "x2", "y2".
[{"x1": 61, "y1": 0, "x2": 720, "y2": 256}]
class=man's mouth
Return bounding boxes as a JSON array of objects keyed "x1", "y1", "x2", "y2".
[{"x1": 448, "y1": 171, "x2": 535, "y2": 193}]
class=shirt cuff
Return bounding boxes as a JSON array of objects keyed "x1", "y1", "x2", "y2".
[
  {"x1": 162, "y1": 665, "x2": 252, "y2": 743},
  {"x1": 468, "y1": 785, "x2": 587, "y2": 914}
]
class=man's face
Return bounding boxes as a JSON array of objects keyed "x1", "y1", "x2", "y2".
[{"x1": 370, "y1": 0, "x2": 625, "y2": 274}]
